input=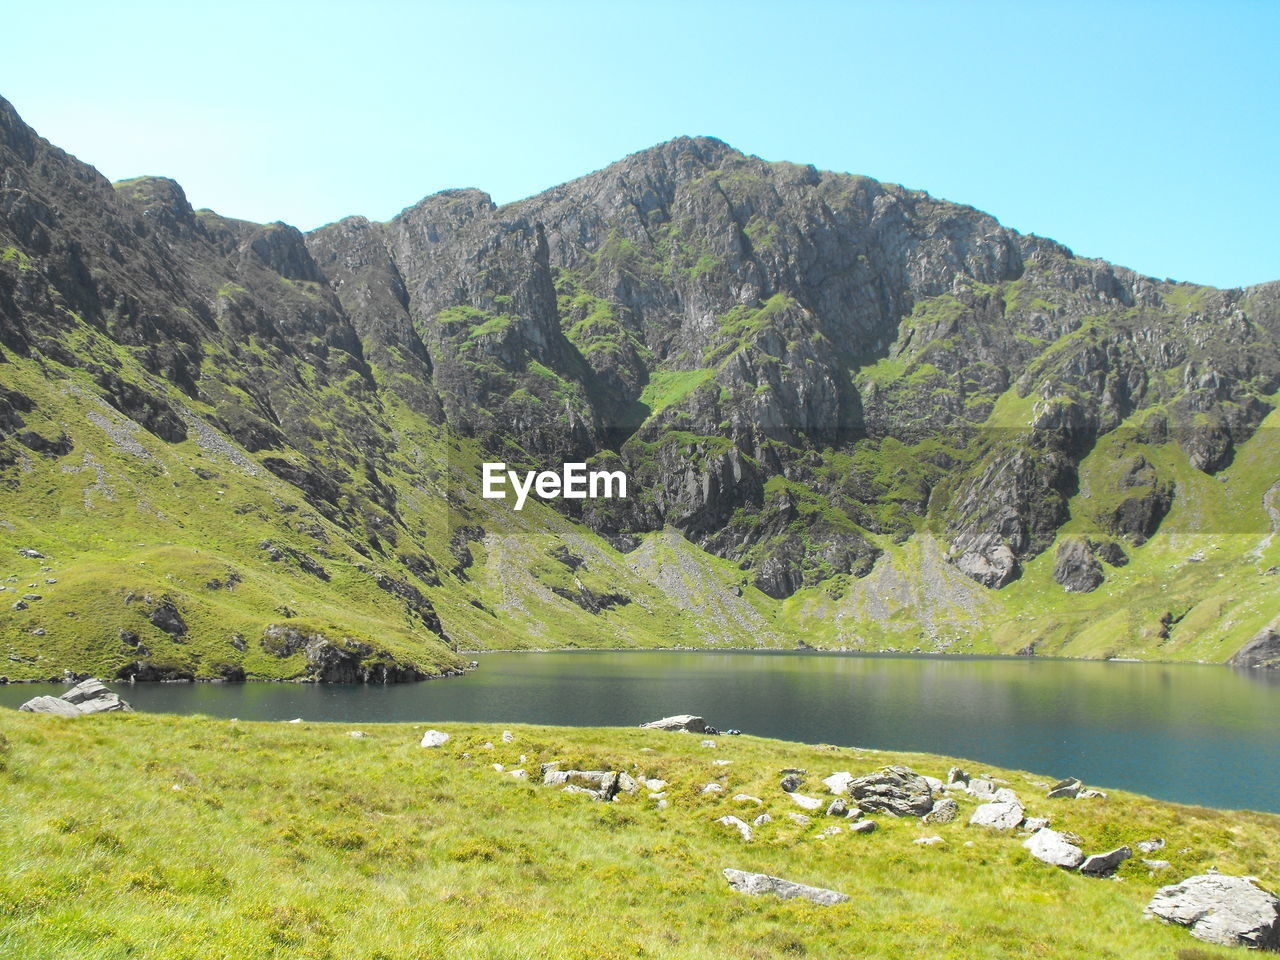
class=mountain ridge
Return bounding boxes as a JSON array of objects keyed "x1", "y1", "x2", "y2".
[{"x1": 2, "y1": 92, "x2": 1279, "y2": 681}]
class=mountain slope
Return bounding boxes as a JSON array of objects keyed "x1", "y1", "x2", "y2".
[{"x1": 1, "y1": 94, "x2": 1277, "y2": 680}]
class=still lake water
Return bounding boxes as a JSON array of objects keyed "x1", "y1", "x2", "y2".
[{"x1": 2, "y1": 651, "x2": 1277, "y2": 812}]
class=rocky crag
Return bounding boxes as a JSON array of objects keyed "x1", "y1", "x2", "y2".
[{"x1": 2, "y1": 93, "x2": 1278, "y2": 679}]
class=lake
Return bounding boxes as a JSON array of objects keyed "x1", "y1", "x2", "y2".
[{"x1": 2, "y1": 651, "x2": 1277, "y2": 813}]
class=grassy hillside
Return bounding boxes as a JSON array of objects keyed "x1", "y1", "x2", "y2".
[{"x1": 0, "y1": 710, "x2": 1275, "y2": 959}]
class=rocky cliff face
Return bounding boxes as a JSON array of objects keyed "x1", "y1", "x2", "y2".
[{"x1": 1, "y1": 94, "x2": 1278, "y2": 677}]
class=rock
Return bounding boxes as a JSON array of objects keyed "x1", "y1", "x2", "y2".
[
  {"x1": 420, "y1": 730, "x2": 450, "y2": 747},
  {"x1": 826, "y1": 798, "x2": 849, "y2": 818},
  {"x1": 288, "y1": 718, "x2": 303, "y2": 724},
  {"x1": 1046, "y1": 777, "x2": 1082, "y2": 799},
  {"x1": 822, "y1": 772, "x2": 855, "y2": 794},
  {"x1": 789, "y1": 793, "x2": 824, "y2": 811},
  {"x1": 923, "y1": 776, "x2": 945, "y2": 793},
  {"x1": 348, "y1": 731, "x2": 368, "y2": 738},
  {"x1": 722, "y1": 868, "x2": 849, "y2": 906},
  {"x1": 1137, "y1": 838, "x2": 1165, "y2": 854},
  {"x1": 1142, "y1": 859, "x2": 1171, "y2": 871},
  {"x1": 701, "y1": 783, "x2": 723, "y2": 795},
  {"x1": 617, "y1": 772, "x2": 639, "y2": 794},
  {"x1": 848, "y1": 765, "x2": 935, "y2": 816},
  {"x1": 19, "y1": 548, "x2": 44, "y2": 558},
  {"x1": 733, "y1": 793, "x2": 763, "y2": 805},
  {"x1": 1023, "y1": 817, "x2": 1050, "y2": 832},
  {"x1": 787, "y1": 813, "x2": 811, "y2": 826},
  {"x1": 923, "y1": 798, "x2": 959, "y2": 824},
  {"x1": 849, "y1": 819, "x2": 877, "y2": 834},
  {"x1": 1054, "y1": 537, "x2": 1104, "y2": 593},
  {"x1": 914, "y1": 836, "x2": 945, "y2": 846},
  {"x1": 501, "y1": 730, "x2": 514, "y2": 743},
  {"x1": 11, "y1": 601, "x2": 26, "y2": 611},
  {"x1": 1076, "y1": 789, "x2": 1107, "y2": 800},
  {"x1": 947, "y1": 766, "x2": 970, "y2": 786},
  {"x1": 509, "y1": 769, "x2": 528, "y2": 779},
  {"x1": 701, "y1": 739, "x2": 716, "y2": 748},
  {"x1": 642, "y1": 778, "x2": 668, "y2": 792},
  {"x1": 640, "y1": 715, "x2": 706, "y2": 733},
  {"x1": 969, "y1": 800, "x2": 1024, "y2": 830},
  {"x1": 712, "y1": 759, "x2": 733, "y2": 766},
  {"x1": 492, "y1": 763, "x2": 505, "y2": 772},
  {"x1": 968, "y1": 778, "x2": 996, "y2": 799},
  {"x1": 780, "y1": 768, "x2": 807, "y2": 775},
  {"x1": 18, "y1": 695, "x2": 82, "y2": 717},
  {"x1": 1145, "y1": 874, "x2": 1280, "y2": 949},
  {"x1": 1023, "y1": 828, "x2": 1084, "y2": 869},
  {"x1": 19, "y1": 677, "x2": 132, "y2": 716},
  {"x1": 819, "y1": 825, "x2": 841, "y2": 837},
  {"x1": 716, "y1": 816, "x2": 753, "y2": 842},
  {"x1": 21, "y1": 593, "x2": 40, "y2": 601},
  {"x1": 1080, "y1": 845, "x2": 1131, "y2": 877},
  {"x1": 545, "y1": 770, "x2": 621, "y2": 801},
  {"x1": 780, "y1": 773, "x2": 804, "y2": 792},
  {"x1": 1229, "y1": 624, "x2": 1280, "y2": 669},
  {"x1": 655, "y1": 798, "x2": 669, "y2": 810},
  {"x1": 752, "y1": 814, "x2": 772, "y2": 826}
]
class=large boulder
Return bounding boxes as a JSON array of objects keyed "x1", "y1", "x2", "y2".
[
  {"x1": 640, "y1": 715, "x2": 706, "y2": 733},
  {"x1": 847, "y1": 765, "x2": 934, "y2": 816},
  {"x1": 723, "y1": 869, "x2": 849, "y2": 906},
  {"x1": 968, "y1": 800, "x2": 1024, "y2": 830},
  {"x1": 20, "y1": 678, "x2": 133, "y2": 716},
  {"x1": 1145, "y1": 874, "x2": 1280, "y2": 949},
  {"x1": 1023, "y1": 828, "x2": 1084, "y2": 869},
  {"x1": 923, "y1": 798, "x2": 959, "y2": 824}
]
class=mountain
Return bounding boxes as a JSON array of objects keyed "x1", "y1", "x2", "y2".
[{"x1": 1, "y1": 94, "x2": 1278, "y2": 681}]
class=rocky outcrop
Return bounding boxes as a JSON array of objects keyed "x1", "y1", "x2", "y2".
[
  {"x1": 1230, "y1": 624, "x2": 1280, "y2": 669},
  {"x1": 847, "y1": 765, "x2": 935, "y2": 816},
  {"x1": 1145, "y1": 874, "x2": 1280, "y2": 950},
  {"x1": 1053, "y1": 538, "x2": 1104, "y2": 593},
  {"x1": 260, "y1": 625, "x2": 427, "y2": 682},
  {"x1": 722, "y1": 868, "x2": 849, "y2": 906},
  {"x1": 20, "y1": 678, "x2": 133, "y2": 715}
]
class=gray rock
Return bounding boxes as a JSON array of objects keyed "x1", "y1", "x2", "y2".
[
  {"x1": 780, "y1": 773, "x2": 803, "y2": 792},
  {"x1": 1023, "y1": 828, "x2": 1084, "y2": 869},
  {"x1": 787, "y1": 813, "x2": 812, "y2": 826},
  {"x1": 849, "y1": 819, "x2": 878, "y2": 834},
  {"x1": 11, "y1": 600, "x2": 26, "y2": 611},
  {"x1": 701, "y1": 783, "x2": 723, "y2": 795},
  {"x1": 923, "y1": 798, "x2": 959, "y2": 824},
  {"x1": 848, "y1": 765, "x2": 935, "y2": 816},
  {"x1": 1054, "y1": 537, "x2": 1104, "y2": 593},
  {"x1": 733, "y1": 793, "x2": 763, "y2": 806},
  {"x1": 420, "y1": 729, "x2": 450, "y2": 747},
  {"x1": 1023, "y1": 817, "x2": 1051, "y2": 832},
  {"x1": 1136, "y1": 838, "x2": 1165, "y2": 854},
  {"x1": 19, "y1": 548, "x2": 44, "y2": 558},
  {"x1": 947, "y1": 766, "x2": 970, "y2": 786},
  {"x1": 501, "y1": 730, "x2": 514, "y2": 743},
  {"x1": 968, "y1": 778, "x2": 996, "y2": 799},
  {"x1": 1046, "y1": 777, "x2": 1082, "y2": 799},
  {"x1": 1080, "y1": 845, "x2": 1131, "y2": 877},
  {"x1": 914, "y1": 835, "x2": 945, "y2": 846},
  {"x1": 545, "y1": 770, "x2": 621, "y2": 801},
  {"x1": 789, "y1": 792, "x2": 823, "y2": 811},
  {"x1": 1141, "y1": 859, "x2": 1171, "y2": 871},
  {"x1": 826, "y1": 798, "x2": 849, "y2": 818},
  {"x1": 723, "y1": 868, "x2": 849, "y2": 906},
  {"x1": 640, "y1": 715, "x2": 706, "y2": 733},
  {"x1": 969, "y1": 800, "x2": 1024, "y2": 830},
  {"x1": 18, "y1": 695, "x2": 82, "y2": 717},
  {"x1": 617, "y1": 772, "x2": 639, "y2": 794},
  {"x1": 821, "y1": 771, "x2": 854, "y2": 794},
  {"x1": 21, "y1": 593, "x2": 40, "y2": 601},
  {"x1": 993, "y1": 787, "x2": 1021, "y2": 804},
  {"x1": 1229, "y1": 623, "x2": 1280, "y2": 669},
  {"x1": 715, "y1": 816, "x2": 753, "y2": 842},
  {"x1": 642, "y1": 778, "x2": 668, "y2": 792},
  {"x1": 62, "y1": 678, "x2": 112, "y2": 705},
  {"x1": 752, "y1": 814, "x2": 772, "y2": 826},
  {"x1": 1077, "y1": 789, "x2": 1107, "y2": 800},
  {"x1": 1145, "y1": 874, "x2": 1280, "y2": 949}
]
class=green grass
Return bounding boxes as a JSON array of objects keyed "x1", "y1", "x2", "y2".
[{"x1": 0, "y1": 711, "x2": 1271, "y2": 959}]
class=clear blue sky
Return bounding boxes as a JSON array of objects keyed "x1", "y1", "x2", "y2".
[{"x1": 5, "y1": 0, "x2": 1277, "y2": 288}]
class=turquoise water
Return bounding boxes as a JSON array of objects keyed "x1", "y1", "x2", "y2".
[{"x1": 2, "y1": 650, "x2": 1276, "y2": 812}]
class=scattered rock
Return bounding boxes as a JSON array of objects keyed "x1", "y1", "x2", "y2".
[
  {"x1": 509, "y1": 769, "x2": 528, "y2": 779},
  {"x1": 642, "y1": 778, "x2": 668, "y2": 792},
  {"x1": 501, "y1": 730, "x2": 514, "y2": 743},
  {"x1": 1023, "y1": 828, "x2": 1084, "y2": 869},
  {"x1": 733, "y1": 793, "x2": 763, "y2": 806},
  {"x1": 819, "y1": 825, "x2": 841, "y2": 837},
  {"x1": 947, "y1": 767, "x2": 970, "y2": 786},
  {"x1": 849, "y1": 819, "x2": 877, "y2": 834},
  {"x1": 1080, "y1": 846, "x2": 1131, "y2": 877},
  {"x1": 420, "y1": 730, "x2": 450, "y2": 747},
  {"x1": 640, "y1": 715, "x2": 706, "y2": 733},
  {"x1": 701, "y1": 783, "x2": 723, "y2": 795},
  {"x1": 923, "y1": 798, "x2": 959, "y2": 824},
  {"x1": 914, "y1": 836, "x2": 945, "y2": 846},
  {"x1": 722, "y1": 868, "x2": 849, "y2": 906},
  {"x1": 21, "y1": 593, "x2": 40, "y2": 601},
  {"x1": 826, "y1": 798, "x2": 849, "y2": 818},
  {"x1": 787, "y1": 813, "x2": 811, "y2": 826},
  {"x1": 617, "y1": 772, "x2": 639, "y2": 794},
  {"x1": 545, "y1": 770, "x2": 621, "y2": 802},
  {"x1": 1142, "y1": 859, "x2": 1171, "y2": 871},
  {"x1": 968, "y1": 778, "x2": 996, "y2": 799},
  {"x1": 789, "y1": 793, "x2": 824, "y2": 811},
  {"x1": 19, "y1": 548, "x2": 44, "y2": 559},
  {"x1": 716, "y1": 816, "x2": 753, "y2": 842},
  {"x1": 1137, "y1": 838, "x2": 1166, "y2": 854},
  {"x1": 348, "y1": 730, "x2": 368, "y2": 738},
  {"x1": 752, "y1": 814, "x2": 772, "y2": 826},
  {"x1": 848, "y1": 765, "x2": 935, "y2": 817},
  {"x1": 969, "y1": 800, "x2": 1025, "y2": 830},
  {"x1": 1077, "y1": 789, "x2": 1107, "y2": 800},
  {"x1": 1023, "y1": 817, "x2": 1050, "y2": 832},
  {"x1": 1145, "y1": 874, "x2": 1280, "y2": 949},
  {"x1": 11, "y1": 601, "x2": 26, "y2": 611},
  {"x1": 655, "y1": 798, "x2": 669, "y2": 810},
  {"x1": 822, "y1": 772, "x2": 855, "y2": 795},
  {"x1": 1046, "y1": 777, "x2": 1082, "y2": 799},
  {"x1": 780, "y1": 773, "x2": 804, "y2": 792}
]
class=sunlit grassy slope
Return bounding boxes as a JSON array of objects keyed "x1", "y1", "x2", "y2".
[{"x1": 0, "y1": 711, "x2": 1275, "y2": 959}]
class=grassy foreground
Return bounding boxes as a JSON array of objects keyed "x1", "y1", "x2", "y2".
[{"x1": 0, "y1": 711, "x2": 1276, "y2": 960}]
